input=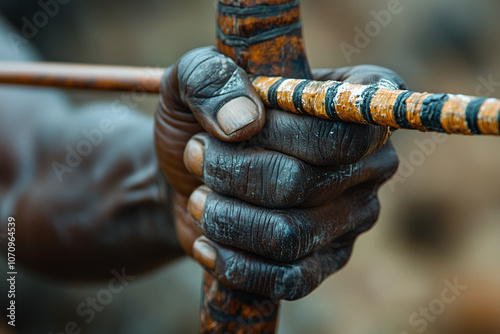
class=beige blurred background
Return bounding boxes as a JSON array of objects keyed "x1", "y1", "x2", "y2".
[{"x1": 1, "y1": 0, "x2": 499, "y2": 333}]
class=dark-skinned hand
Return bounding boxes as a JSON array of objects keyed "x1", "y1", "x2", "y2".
[{"x1": 155, "y1": 46, "x2": 402, "y2": 300}]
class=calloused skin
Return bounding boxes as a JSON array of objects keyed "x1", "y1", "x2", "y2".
[
  {"x1": 0, "y1": 22, "x2": 402, "y2": 298},
  {"x1": 155, "y1": 47, "x2": 403, "y2": 300}
]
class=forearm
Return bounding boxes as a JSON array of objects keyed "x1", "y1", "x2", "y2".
[
  {"x1": 0, "y1": 14, "x2": 184, "y2": 280},
  {"x1": 0, "y1": 96, "x2": 184, "y2": 280}
]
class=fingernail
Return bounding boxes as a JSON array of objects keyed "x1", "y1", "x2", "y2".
[
  {"x1": 193, "y1": 240, "x2": 217, "y2": 270},
  {"x1": 184, "y1": 138, "x2": 204, "y2": 177},
  {"x1": 217, "y1": 97, "x2": 259, "y2": 135},
  {"x1": 188, "y1": 185, "x2": 212, "y2": 224}
]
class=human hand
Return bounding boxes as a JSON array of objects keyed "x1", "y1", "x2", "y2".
[{"x1": 154, "y1": 47, "x2": 402, "y2": 300}]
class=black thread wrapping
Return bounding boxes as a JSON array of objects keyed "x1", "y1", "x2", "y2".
[
  {"x1": 359, "y1": 86, "x2": 379, "y2": 124},
  {"x1": 292, "y1": 79, "x2": 310, "y2": 114},
  {"x1": 420, "y1": 94, "x2": 449, "y2": 132},
  {"x1": 392, "y1": 90, "x2": 414, "y2": 129},
  {"x1": 268, "y1": 78, "x2": 287, "y2": 110},
  {"x1": 217, "y1": 0, "x2": 300, "y2": 16},
  {"x1": 216, "y1": 22, "x2": 302, "y2": 47},
  {"x1": 324, "y1": 82, "x2": 343, "y2": 121},
  {"x1": 465, "y1": 97, "x2": 487, "y2": 134}
]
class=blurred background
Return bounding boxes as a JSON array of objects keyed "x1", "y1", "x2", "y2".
[{"x1": 0, "y1": 0, "x2": 499, "y2": 333}]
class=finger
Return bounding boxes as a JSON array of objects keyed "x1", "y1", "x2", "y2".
[
  {"x1": 176, "y1": 46, "x2": 265, "y2": 142},
  {"x1": 155, "y1": 46, "x2": 265, "y2": 201},
  {"x1": 192, "y1": 237, "x2": 354, "y2": 301},
  {"x1": 250, "y1": 108, "x2": 390, "y2": 165},
  {"x1": 248, "y1": 65, "x2": 404, "y2": 165},
  {"x1": 312, "y1": 65, "x2": 407, "y2": 89},
  {"x1": 183, "y1": 133, "x2": 398, "y2": 208},
  {"x1": 187, "y1": 185, "x2": 380, "y2": 262}
]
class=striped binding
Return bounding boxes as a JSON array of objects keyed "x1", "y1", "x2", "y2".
[
  {"x1": 252, "y1": 76, "x2": 500, "y2": 135},
  {"x1": 201, "y1": 1, "x2": 312, "y2": 333},
  {"x1": 216, "y1": 0, "x2": 311, "y2": 78}
]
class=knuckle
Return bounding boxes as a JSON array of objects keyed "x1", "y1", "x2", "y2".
[
  {"x1": 335, "y1": 124, "x2": 374, "y2": 165},
  {"x1": 274, "y1": 246, "x2": 354, "y2": 300},
  {"x1": 322, "y1": 245, "x2": 353, "y2": 274},
  {"x1": 355, "y1": 191, "x2": 380, "y2": 228},
  {"x1": 178, "y1": 47, "x2": 239, "y2": 100},
  {"x1": 268, "y1": 213, "x2": 308, "y2": 262},
  {"x1": 277, "y1": 265, "x2": 318, "y2": 301},
  {"x1": 223, "y1": 252, "x2": 249, "y2": 287},
  {"x1": 222, "y1": 252, "x2": 272, "y2": 296},
  {"x1": 266, "y1": 155, "x2": 310, "y2": 207},
  {"x1": 223, "y1": 253, "x2": 278, "y2": 298}
]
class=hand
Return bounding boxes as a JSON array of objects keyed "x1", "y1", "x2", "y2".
[{"x1": 155, "y1": 47, "x2": 402, "y2": 300}]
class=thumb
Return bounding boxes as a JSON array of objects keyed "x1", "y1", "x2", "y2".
[{"x1": 177, "y1": 46, "x2": 265, "y2": 142}]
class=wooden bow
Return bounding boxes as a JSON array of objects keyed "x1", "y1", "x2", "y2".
[
  {"x1": 0, "y1": 2, "x2": 499, "y2": 334},
  {"x1": 200, "y1": 1, "x2": 310, "y2": 333}
]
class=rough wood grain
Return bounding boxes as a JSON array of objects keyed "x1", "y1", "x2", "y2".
[{"x1": 200, "y1": 0, "x2": 312, "y2": 333}]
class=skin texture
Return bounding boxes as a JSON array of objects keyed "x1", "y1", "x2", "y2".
[
  {"x1": 155, "y1": 47, "x2": 402, "y2": 300},
  {"x1": 0, "y1": 19, "x2": 402, "y2": 295},
  {"x1": 0, "y1": 18, "x2": 182, "y2": 281}
]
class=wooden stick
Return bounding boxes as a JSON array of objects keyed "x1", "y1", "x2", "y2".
[
  {"x1": 0, "y1": 61, "x2": 163, "y2": 93},
  {"x1": 253, "y1": 76, "x2": 500, "y2": 136},
  {"x1": 199, "y1": 0, "x2": 313, "y2": 332},
  {"x1": 1, "y1": 61, "x2": 498, "y2": 136}
]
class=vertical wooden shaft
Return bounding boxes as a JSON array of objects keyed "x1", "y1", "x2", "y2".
[
  {"x1": 216, "y1": 0, "x2": 311, "y2": 78},
  {"x1": 200, "y1": 1, "x2": 311, "y2": 333}
]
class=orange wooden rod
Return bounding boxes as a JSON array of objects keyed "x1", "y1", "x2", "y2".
[
  {"x1": 1, "y1": 61, "x2": 499, "y2": 136},
  {"x1": 0, "y1": 61, "x2": 164, "y2": 93},
  {"x1": 253, "y1": 76, "x2": 500, "y2": 136}
]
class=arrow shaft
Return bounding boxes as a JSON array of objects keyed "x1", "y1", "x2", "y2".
[
  {"x1": 0, "y1": 62, "x2": 163, "y2": 93},
  {"x1": 1, "y1": 62, "x2": 498, "y2": 136}
]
